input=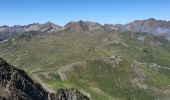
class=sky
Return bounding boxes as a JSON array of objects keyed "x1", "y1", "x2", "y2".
[{"x1": 0, "y1": 0, "x2": 170, "y2": 26}]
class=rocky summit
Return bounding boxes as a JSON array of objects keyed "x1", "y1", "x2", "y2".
[{"x1": 0, "y1": 58, "x2": 89, "y2": 100}]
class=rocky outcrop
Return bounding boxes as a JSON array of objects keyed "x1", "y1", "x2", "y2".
[
  {"x1": 56, "y1": 89, "x2": 89, "y2": 100},
  {"x1": 0, "y1": 58, "x2": 50, "y2": 100},
  {"x1": 0, "y1": 58, "x2": 90, "y2": 100}
]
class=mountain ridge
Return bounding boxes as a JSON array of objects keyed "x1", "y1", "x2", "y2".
[{"x1": 1, "y1": 18, "x2": 170, "y2": 41}]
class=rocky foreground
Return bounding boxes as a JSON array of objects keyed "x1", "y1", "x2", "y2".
[{"x1": 0, "y1": 58, "x2": 89, "y2": 100}]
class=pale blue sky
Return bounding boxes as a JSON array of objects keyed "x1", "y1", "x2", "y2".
[{"x1": 0, "y1": 0, "x2": 170, "y2": 26}]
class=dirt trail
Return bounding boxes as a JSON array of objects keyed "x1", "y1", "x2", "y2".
[
  {"x1": 57, "y1": 61, "x2": 85, "y2": 81},
  {"x1": 155, "y1": 66, "x2": 170, "y2": 70}
]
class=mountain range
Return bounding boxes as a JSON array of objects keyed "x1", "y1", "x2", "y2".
[{"x1": 1, "y1": 18, "x2": 170, "y2": 41}]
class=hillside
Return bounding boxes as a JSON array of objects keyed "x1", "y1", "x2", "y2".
[{"x1": 0, "y1": 19, "x2": 170, "y2": 100}]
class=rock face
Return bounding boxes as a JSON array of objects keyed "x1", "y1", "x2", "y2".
[
  {"x1": 0, "y1": 58, "x2": 89, "y2": 100},
  {"x1": 0, "y1": 58, "x2": 50, "y2": 100},
  {"x1": 56, "y1": 89, "x2": 89, "y2": 100}
]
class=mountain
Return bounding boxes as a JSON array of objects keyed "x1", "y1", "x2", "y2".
[
  {"x1": 64, "y1": 18, "x2": 170, "y2": 41},
  {"x1": 25, "y1": 22, "x2": 62, "y2": 32},
  {"x1": 0, "y1": 22, "x2": 62, "y2": 41},
  {"x1": 123, "y1": 18, "x2": 170, "y2": 40},
  {"x1": 64, "y1": 20, "x2": 102, "y2": 32},
  {"x1": 0, "y1": 58, "x2": 89, "y2": 100}
]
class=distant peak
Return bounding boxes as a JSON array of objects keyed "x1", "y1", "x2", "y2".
[
  {"x1": 44, "y1": 21, "x2": 54, "y2": 25},
  {"x1": 78, "y1": 20, "x2": 85, "y2": 23},
  {"x1": 27, "y1": 23, "x2": 40, "y2": 27},
  {"x1": 146, "y1": 18, "x2": 156, "y2": 21},
  {"x1": 0, "y1": 25, "x2": 10, "y2": 28}
]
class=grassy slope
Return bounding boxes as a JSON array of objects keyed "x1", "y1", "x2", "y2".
[{"x1": 0, "y1": 30, "x2": 170, "y2": 99}]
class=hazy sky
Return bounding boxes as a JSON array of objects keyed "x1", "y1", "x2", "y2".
[{"x1": 0, "y1": 0, "x2": 170, "y2": 26}]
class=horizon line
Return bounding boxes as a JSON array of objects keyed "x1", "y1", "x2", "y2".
[{"x1": 0, "y1": 18, "x2": 169, "y2": 27}]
